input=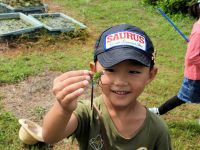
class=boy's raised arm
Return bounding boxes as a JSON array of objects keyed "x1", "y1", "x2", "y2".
[
  {"x1": 42, "y1": 70, "x2": 91, "y2": 144},
  {"x1": 42, "y1": 101, "x2": 78, "y2": 144}
]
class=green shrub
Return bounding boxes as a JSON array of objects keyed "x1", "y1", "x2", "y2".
[
  {"x1": 157, "y1": 0, "x2": 192, "y2": 14},
  {"x1": 141, "y1": 0, "x2": 158, "y2": 5},
  {"x1": 142, "y1": 0, "x2": 197, "y2": 15}
]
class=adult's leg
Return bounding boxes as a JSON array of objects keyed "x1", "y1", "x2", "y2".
[{"x1": 158, "y1": 95, "x2": 186, "y2": 115}]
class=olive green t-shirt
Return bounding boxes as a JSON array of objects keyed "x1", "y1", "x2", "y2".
[{"x1": 72, "y1": 96, "x2": 172, "y2": 150}]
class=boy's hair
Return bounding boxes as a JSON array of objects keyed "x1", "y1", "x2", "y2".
[
  {"x1": 188, "y1": 1, "x2": 200, "y2": 19},
  {"x1": 94, "y1": 24, "x2": 155, "y2": 68}
]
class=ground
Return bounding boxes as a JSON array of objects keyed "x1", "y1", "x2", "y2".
[{"x1": 0, "y1": 70, "x2": 92, "y2": 149}]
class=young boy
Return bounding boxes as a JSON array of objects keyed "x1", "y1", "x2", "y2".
[{"x1": 42, "y1": 24, "x2": 172, "y2": 150}]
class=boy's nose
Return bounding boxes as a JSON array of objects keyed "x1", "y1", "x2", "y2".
[{"x1": 113, "y1": 74, "x2": 128, "y2": 86}]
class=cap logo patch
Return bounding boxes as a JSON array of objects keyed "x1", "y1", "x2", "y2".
[{"x1": 105, "y1": 31, "x2": 146, "y2": 51}]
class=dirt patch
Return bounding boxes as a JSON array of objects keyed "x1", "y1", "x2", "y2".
[
  {"x1": 0, "y1": 70, "x2": 93, "y2": 122},
  {"x1": 0, "y1": 70, "x2": 59, "y2": 121}
]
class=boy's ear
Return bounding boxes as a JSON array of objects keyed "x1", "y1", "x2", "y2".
[
  {"x1": 89, "y1": 62, "x2": 96, "y2": 72},
  {"x1": 147, "y1": 67, "x2": 158, "y2": 84}
]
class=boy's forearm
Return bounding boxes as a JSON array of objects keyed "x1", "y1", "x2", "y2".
[{"x1": 42, "y1": 101, "x2": 74, "y2": 144}]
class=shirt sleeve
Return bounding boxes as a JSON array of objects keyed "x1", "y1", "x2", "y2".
[
  {"x1": 71, "y1": 100, "x2": 91, "y2": 139},
  {"x1": 155, "y1": 130, "x2": 172, "y2": 150}
]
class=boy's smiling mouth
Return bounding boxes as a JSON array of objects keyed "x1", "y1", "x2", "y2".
[{"x1": 111, "y1": 90, "x2": 130, "y2": 95}]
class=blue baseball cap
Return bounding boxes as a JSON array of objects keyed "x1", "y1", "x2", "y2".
[{"x1": 94, "y1": 24, "x2": 155, "y2": 68}]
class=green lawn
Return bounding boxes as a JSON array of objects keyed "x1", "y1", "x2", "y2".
[{"x1": 0, "y1": 0, "x2": 199, "y2": 149}]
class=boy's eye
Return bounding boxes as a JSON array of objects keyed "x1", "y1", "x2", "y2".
[
  {"x1": 104, "y1": 68, "x2": 114, "y2": 72},
  {"x1": 129, "y1": 70, "x2": 140, "y2": 74}
]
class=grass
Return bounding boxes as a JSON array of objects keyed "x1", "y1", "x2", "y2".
[
  {"x1": 0, "y1": 97, "x2": 21, "y2": 150},
  {"x1": 31, "y1": 106, "x2": 47, "y2": 120},
  {"x1": 0, "y1": 49, "x2": 92, "y2": 84},
  {"x1": 169, "y1": 121, "x2": 200, "y2": 149},
  {"x1": 0, "y1": 0, "x2": 199, "y2": 149}
]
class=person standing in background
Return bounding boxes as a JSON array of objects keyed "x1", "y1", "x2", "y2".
[{"x1": 149, "y1": 1, "x2": 200, "y2": 115}]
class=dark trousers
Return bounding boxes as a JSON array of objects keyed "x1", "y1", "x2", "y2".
[{"x1": 158, "y1": 95, "x2": 186, "y2": 115}]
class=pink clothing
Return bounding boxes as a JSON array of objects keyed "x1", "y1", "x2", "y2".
[{"x1": 184, "y1": 22, "x2": 200, "y2": 80}]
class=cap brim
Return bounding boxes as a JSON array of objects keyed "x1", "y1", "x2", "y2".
[{"x1": 97, "y1": 47, "x2": 151, "y2": 68}]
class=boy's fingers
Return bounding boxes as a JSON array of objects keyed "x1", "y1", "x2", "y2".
[
  {"x1": 61, "y1": 88, "x2": 84, "y2": 108},
  {"x1": 55, "y1": 80, "x2": 89, "y2": 102},
  {"x1": 54, "y1": 70, "x2": 91, "y2": 83},
  {"x1": 52, "y1": 75, "x2": 90, "y2": 94}
]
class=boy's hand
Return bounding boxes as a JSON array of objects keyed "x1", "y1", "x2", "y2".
[{"x1": 52, "y1": 70, "x2": 91, "y2": 113}]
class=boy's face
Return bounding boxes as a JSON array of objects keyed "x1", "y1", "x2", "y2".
[{"x1": 91, "y1": 60, "x2": 157, "y2": 108}]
